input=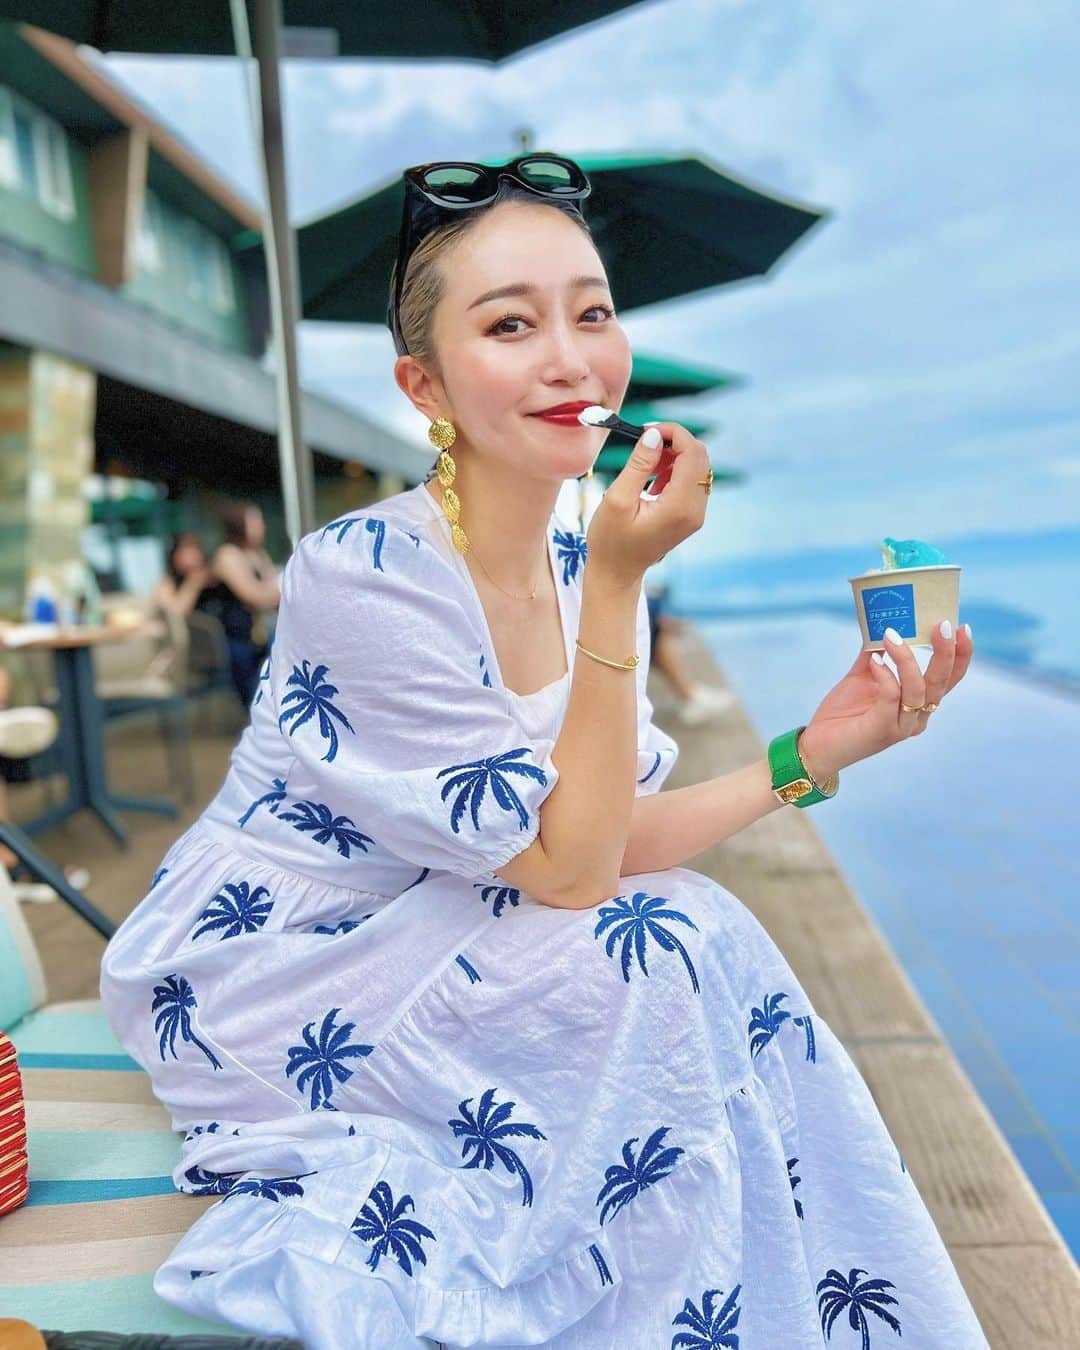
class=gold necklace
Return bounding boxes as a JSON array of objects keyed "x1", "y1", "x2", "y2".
[{"x1": 467, "y1": 541, "x2": 545, "y2": 602}]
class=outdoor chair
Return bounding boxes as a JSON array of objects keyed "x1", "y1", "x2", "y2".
[
  {"x1": 93, "y1": 596, "x2": 195, "y2": 804},
  {"x1": 0, "y1": 869, "x2": 297, "y2": 1342},
  {"x1": 183, "y1": 610, "x2": 237, "y2": 733}
]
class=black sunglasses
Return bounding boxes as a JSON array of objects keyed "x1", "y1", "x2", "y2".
[{"x1": 387, "y1": 154, "x2": 592, "y2": 356}]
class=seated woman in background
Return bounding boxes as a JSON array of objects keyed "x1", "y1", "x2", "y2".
[
  {"x1": 198, "y1": 501, "x2": 280, "y2": 707},
  {"x1": 151, "y1": 532, "x2": 214, "y2": 618}
]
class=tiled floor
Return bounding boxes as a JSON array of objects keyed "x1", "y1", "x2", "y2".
[{"x1": 692, "y1": 610, "x2": 1080, "y2": 1258}]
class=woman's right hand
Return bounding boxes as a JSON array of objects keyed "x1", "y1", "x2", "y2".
[{"x1": 585, "y1": 422, "x2": 712, "y2": 588}]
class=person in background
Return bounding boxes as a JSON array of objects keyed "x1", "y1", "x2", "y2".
[
  {"x1": 644, "y1": 559, "x2": 736, "y2": 725},
  {"x1": 151, "y1": 532, "x2": 214, "y2": 619},
  {"x1": 198, "y1": 502, "x2": 280, "y2": 707}
]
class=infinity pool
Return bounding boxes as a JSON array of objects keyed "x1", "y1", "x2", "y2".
[{"x1": 690, "y1": 610, "x2": 1080, "y2": 1258}]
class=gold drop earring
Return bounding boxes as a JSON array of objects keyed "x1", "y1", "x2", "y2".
[{"x1": 429, "y1": 416, "x2": 468, "y2": 556}]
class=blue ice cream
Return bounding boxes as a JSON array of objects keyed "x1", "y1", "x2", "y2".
[{"x1": 879, "y1": 537, "x2": 950, "y2": 569}]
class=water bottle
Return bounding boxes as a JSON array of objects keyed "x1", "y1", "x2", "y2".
[{"x1": 26, "y1": 573, "x2": 58, "y2": 625}]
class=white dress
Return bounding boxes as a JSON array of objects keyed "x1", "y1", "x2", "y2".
[{"x1": 99, "y1": 482, "x2": 989, "y2": 1349}]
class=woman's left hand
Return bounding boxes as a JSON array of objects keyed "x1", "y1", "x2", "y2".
[{"x1": 797, "y1": 621, "x2": 974, "y2": 781}]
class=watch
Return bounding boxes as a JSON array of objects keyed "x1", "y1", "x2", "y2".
[{"x1": 768, "y1": 726, "x2": 839, "y2": 808}]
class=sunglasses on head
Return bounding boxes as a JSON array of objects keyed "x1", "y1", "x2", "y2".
[{"x1": 387, "y1": 154, "x2": 592, "y2": 356}]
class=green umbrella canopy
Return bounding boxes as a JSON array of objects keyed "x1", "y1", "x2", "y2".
[
  {"x1": 627, "y1": 351, "x2": 744, "y2": 402},
  {"x1": 593, "y1": 446, "x2": 745, "y2": 480},
  {"x1": 4, "y1": 1, "x2": 648, "y2": 58},
  {"x1": 617, "y1": 400, "x2": 711, "y2": 435},
  {"x1": 282, "y1": 150, "x2": 827, "y2": 323}
]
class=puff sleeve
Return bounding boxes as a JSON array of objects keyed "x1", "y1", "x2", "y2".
[
  {"x1": 268, "y1": 518, "x2": 560, "y2": 880},
  {"x1": 633, "y1": 583, "x2": 680, "y2": 795}
]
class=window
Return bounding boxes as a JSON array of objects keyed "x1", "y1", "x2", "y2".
[
  {"x1": 136, "y1": 190, "x2": 163, "y2": 273},
  {"x1": 13, "y1": 105, "x2": 37, "y2": 195},
  {"x1": 35, "y1": 116, "x2": 75, "y2": 219},
  {"x1": 185, "y1": 220, "x2": 235, "y2": 314},
  {"x1": 0, "y1": 87, "x2": 19, "y2": 190},
  {"x1": 0, "y1": 86, "x2": 74, "y2": 219}
]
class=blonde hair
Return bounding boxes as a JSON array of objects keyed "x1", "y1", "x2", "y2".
[{"x1": 391, "y1": 190, "x2": 595, "y2": 372}]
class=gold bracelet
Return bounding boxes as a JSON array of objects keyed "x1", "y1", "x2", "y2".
[{"x1": 574, "y1": 637, "x2": 640, "y2": 671}]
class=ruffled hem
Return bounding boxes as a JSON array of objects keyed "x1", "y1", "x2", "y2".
[{"x1": 157, "y1": 1124, "x2": 620, "y2": 1348}]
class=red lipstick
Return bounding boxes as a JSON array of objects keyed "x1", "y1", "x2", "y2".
[{"x1": 531, "y1": 400, "x2": 593, "y2": 426}]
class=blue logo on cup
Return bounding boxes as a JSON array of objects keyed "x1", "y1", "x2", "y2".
[{"x1": 861, "y1": 583, "x2": 916, "y2": 640}]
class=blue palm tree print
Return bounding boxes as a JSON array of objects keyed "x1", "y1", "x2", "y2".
[
  {"x1": 285, "y1": 1008, "x2": 372, "y2": 1110},
  {"x1": 788, "y1": 1156, "x2": 804, "y2": 1219},
  {"x1": 473, "y1": 882, "x2": 521, "y2": 917},
  {"x1": 638, "y1": 750, "x2": 663, "y2": 784},
  {"x1": 192, "y1": 881, "x2": 274, "y2": 941},
  {"x1": 321, "y1": 515, "x2": 360, "y2": 544},
  {"x1": 152, "y1": 975, "x2": 221, "y2": 1070},
  {"x1": 553, "y1": 528, "x2": 588, "y2": 584},
  {"x1": 594, "y1": 892, "x2": 701, "y2": 992},
  {"x1": 596, "y1": 1125, "x2": 684, "y2": 1225},
  {"x1": 448, "y1": 1087, "x2": 547, "y2": 1207},
  {"x1": 277, "y1": 799, "x2": 375, "y2": 857},
  {"x1": 437, "y1": 748, "x2": 547, "y2": 834},
  {"x1": 184, "y1": 1121, "x2": 222, "y2": 1141},
  {"x1": 222, "y1": 1174, "x2": 312, "y2": 1203},
  {"x1": 182, "y1": 1164, "x2": 240, "y2": 1196},
  {"x1": 253, "y1": 653, "x2": 271, "y2": 705},
  {"x1": 238, "y1": 776, "x2": 288, "y2": 828},
  {"x1": 748, "y1": 992, "x2": 791, "y2": 1058},
  {"x1": 817, "y1": 1268, "x2": 902, "y2": 1348},
  {"x1": 671, "y1": 1284, "x2": 742, "y2": 1348},
  {"x1": 589, "y1": 1243, "x2": 613, "y2": 1287},
  {"x1": 479, "y1": 652, "x2": 492, "y2": 687},
  {"x1": 323, "y1": 514, "x2": 420, "y2": 568},
  {"x1": 350, "y1": 1180, "x2": 437, "y2": 1275},
  {"x1": 278, "y1": 659, "x2": 354, "y2": 762},
  {"x1": 309, "y1": 917, "x2": 369, "y2": 935},
  {"x1": 456, "y1": 954, "x2": 482, "y2": 983},
  {"x1": 401, "y1": 866, "x2": 430, "y2": 894},
  {"x1": 793, "y1": 1013, "x2": 817, "y2": 1062},
  {"x1": 149, "y1": 866, "x2": 168, "y2": 890}
]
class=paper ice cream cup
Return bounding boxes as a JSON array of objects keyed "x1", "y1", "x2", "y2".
[{"x1": 848, "y1": 564, "x2": 961, "y2": 649}]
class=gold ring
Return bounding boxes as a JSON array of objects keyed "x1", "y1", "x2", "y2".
[
  {"x1": 900, "y1": 701, "x2": 926, "y2": 713},
  {"x1": 923, "y1": 702, "x2": 939, "y2": 713},
  {"x1": 696, "y1": 469, "x2": 714, "y2": 494}
]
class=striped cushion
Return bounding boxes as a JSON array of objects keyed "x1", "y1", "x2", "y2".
[{"x1": 0, "y1": 1000, "x2": 240, "y2": 1338}]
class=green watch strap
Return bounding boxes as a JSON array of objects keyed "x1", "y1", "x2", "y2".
[{"x1": 768, "y1": 726, "x2": 839, "y2": 808}]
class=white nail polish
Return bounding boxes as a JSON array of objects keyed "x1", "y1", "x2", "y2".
[
  {"x1": 963, "y1": 623, "x2": 972, "y2": 639},
  {"x1": 641, "y1": 427, "x2": 662, "y2": 449},
  {"x1": 940, "y1": 619, "x2": 953, "y2": 640},
  {"x1": 884, "y1": 627, "x2": 902, "y2": 644},
  {"x1": 871, "y1": 652, "x2": 885, "y2": 665}
]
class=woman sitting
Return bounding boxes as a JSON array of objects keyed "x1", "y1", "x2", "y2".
[{"x1": 198, "y1": 502, "x2": 280, "y2": 707}]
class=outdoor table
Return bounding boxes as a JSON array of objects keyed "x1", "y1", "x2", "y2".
[{"x1": 0, "y1": 621, "x2": 178, "y2": 848}]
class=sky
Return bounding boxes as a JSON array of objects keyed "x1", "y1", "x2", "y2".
[{"x1": 99, "y1": 0, "x2": 1080, "y2": 563}]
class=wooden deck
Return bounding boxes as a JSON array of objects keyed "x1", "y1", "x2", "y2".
[{"x1": 10, "y1": 648, "x2": 1080, "y2": 1346}]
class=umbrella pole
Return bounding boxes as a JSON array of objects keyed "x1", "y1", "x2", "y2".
[{"x1": 232, "y1": 0, "x2": 316, "y2": 546}]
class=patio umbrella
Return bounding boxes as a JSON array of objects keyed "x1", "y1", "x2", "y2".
[
  {"x1": 3, "y1": 1, "x2": 658, "y2": 542},
  {"x1": 627, "y1": 350, "x2": 744, "y2": 403},
  {"x1": 290, "y1": 151, "x2": 827, "y2": 324},
  {"x1": 580, "y1": 397, "x2": 744, "y2": 480}
]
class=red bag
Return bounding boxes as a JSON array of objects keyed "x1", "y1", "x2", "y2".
[{"x1": 0, "y1": 1030, "x2": 29, "y2": 1216}]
